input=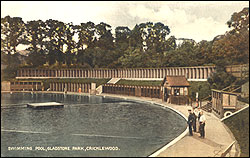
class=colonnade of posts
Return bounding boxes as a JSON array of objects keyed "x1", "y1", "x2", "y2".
[
  {"x1": 10, "y1": 81, "x2": 42, "y2": 91},
  {"x1": 49, "y1": 82, "x2": 91, "y2": 93},
  {"x1": 16, "y1": 66, "x2": 216, "y2": 80},
  {"x1": 103, "y1": 84, "x2": 162, "y2": 99}
]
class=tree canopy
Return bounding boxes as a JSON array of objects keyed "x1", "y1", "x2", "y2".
[{"x1": 1, "y1": 7, "x2": 249, "y2": 76}]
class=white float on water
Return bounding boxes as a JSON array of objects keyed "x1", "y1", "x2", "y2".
[{"x1": 27, "y1": 102, "x2": 64, "y2": 108}]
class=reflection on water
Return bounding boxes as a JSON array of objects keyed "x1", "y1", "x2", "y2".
[{"x1": 1, "y1": 92, "x2": 186, "y2": 157}]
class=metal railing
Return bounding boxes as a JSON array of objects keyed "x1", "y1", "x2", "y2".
[{"x1": 220, "y1": 141, "x2": 235, "y2": 157}]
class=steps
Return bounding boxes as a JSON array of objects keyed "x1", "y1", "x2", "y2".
[
  {"x1": 96, "y1": 85, "x2": 103, "y2": 95},
  {"x1": 107, "y1": 78, "x2": 121, "y2": 84},
  {"x1": 201, "y1": 101, "x2": 212, "y2": 112},
  {"x1": 95, "y1": 78, "x2": 121, "y2": 94}
]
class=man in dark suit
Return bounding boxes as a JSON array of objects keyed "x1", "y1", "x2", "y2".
[{"x1": 187, "y1": 109, "x2": 195, "y2": 136}]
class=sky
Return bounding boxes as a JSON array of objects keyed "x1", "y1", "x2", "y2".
[{"x1": 1, "y1": 1, "x2": 249, "y2": 44}]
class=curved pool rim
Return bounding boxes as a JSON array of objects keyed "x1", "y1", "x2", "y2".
[{"x1": 97, "y1": 93, "x2": 189, "y2": 157}]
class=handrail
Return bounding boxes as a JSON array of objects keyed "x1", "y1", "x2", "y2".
[
  {"x1": 221, "y1": 85, "x2": 233, "y2": 91},
  {"x1": 221, "y1": 84, "x2": 239, "y2": 91},
  {"x1": 220, "y1": 105, "x2": 249, "y2": 122},
  {"x1": 230, "y1": 86, "x2": 241, "y2": 93},
  {"x1": 220, "y1": 141, "x2": 235, "y2": 157},
  {"x1": 201, "y1": 95, "x2": 211, "y2": 101}
]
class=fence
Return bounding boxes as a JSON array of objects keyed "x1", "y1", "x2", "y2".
[
  {"x1": 10, "y1": 81, "x2": 43, "y2": 91},
  {"x1": 49, "y1": 82, "x2": 91, "y2": 93},
  {"x1": 169, "y1": 95, "x2": 190, "y2": 105},
  {"x1": 102, "y1": 84, "x2": 163, "y2": 99}
]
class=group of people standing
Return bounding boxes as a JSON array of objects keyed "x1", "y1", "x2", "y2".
[{"x1": 187, "y1": 107, "x2": 206, "y2": 138}]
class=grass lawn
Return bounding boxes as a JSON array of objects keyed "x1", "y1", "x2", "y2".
[{"x1": 116, "y1": 79, "x2": 163, "y2": 86}]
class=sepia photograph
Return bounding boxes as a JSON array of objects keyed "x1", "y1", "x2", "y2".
[{"x1": 1, "y1": 1, "x2": 249, "y2": 157}]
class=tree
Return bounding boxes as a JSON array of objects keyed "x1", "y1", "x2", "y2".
[
  {"x1": 138, "y1": 22, "x2": 171, "y2": 67},
  {"x1": 76, "y1": 21, "x2": 96, "y2": 50},
  {"x1": 1, "y1": 16, "x2": 25, "y2": 79},
  {"x1": 44, "y1": 19, "x2": 66, "y2": 66},
  {"x1": 118, "y1": 47, "x2": 149, "y2": 68},
  {"x1": 207, "y1": 65, "x2": 236, "y2": 90},
  {"x1": 75, "y1": 21, "x2": 96, "y2": 67},
  {"x1": 118, "y1": 22, "x2": 171, "y2": 68},
  {"x1": 95, "y1": 22, "x2": 114, "y2": 50},
  {"x1": 25, "y1": 20, "x2": 47, "y2": 67},
  {"x1": 2, "y1": 53, "x2": 21, "y2": 80},
  {"x1": 162, "y1": 40, "x2": 198, "y2": 67},
  {"x1": 211, "y1": 7, "x2": 249, "y2": 66},
  {"x1": 164, "y1": 36, "x2": 177, "y2": 51},
  {"x1": 227, "y1": 7, "x2": 249, "y2": 35},
  {"x1": 63, "y1": 22, "x2": 77, "y2": 66},
  {"x1": 212, "y1": 32, "x2": 249, "y2": 65},
  {"x1": 115, "y1": 26, "x2": 130, "y2": 51},
  {"x1": 128, "y1": 24, "x2": 143, "y2": 50},
  {"x1": 1, "y1": 16, "x2": 26, "y2": 55},
  {"x1": 194, "y1": 40, "x2": 213, "y2": 65}
]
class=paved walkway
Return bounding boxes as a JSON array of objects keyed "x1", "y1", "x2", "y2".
[{"x1": 97, "y1": 93, "x2": 239, "y2": 157}]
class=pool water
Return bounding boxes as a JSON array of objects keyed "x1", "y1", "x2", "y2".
[{"x1": 1, "y1": 92, "x2": 186, "y2": 157}]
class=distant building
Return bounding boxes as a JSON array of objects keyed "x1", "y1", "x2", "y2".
[
  {"x1": 176, "y1": 38, "x2": 197, "y2": 47},
  {"x1": 163, "y1": 76, "x2": 190, "y2": 105}
]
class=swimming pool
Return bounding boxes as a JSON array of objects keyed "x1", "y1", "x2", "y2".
[{"x1": 1, "y1": 92, "x2": 186, "y2": 157}]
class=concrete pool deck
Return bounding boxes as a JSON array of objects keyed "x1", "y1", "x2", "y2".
[{"x1": 1, "y1": 91, "x2": 240, "y2": 157}]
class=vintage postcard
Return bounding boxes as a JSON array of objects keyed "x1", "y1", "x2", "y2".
[{"x1": 1, "y1": 1, "x2": 249, "y2": 157}]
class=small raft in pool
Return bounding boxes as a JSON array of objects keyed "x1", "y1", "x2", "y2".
[{"x1": 27, "y1": 102, "x2": 64, "y2": 108}]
